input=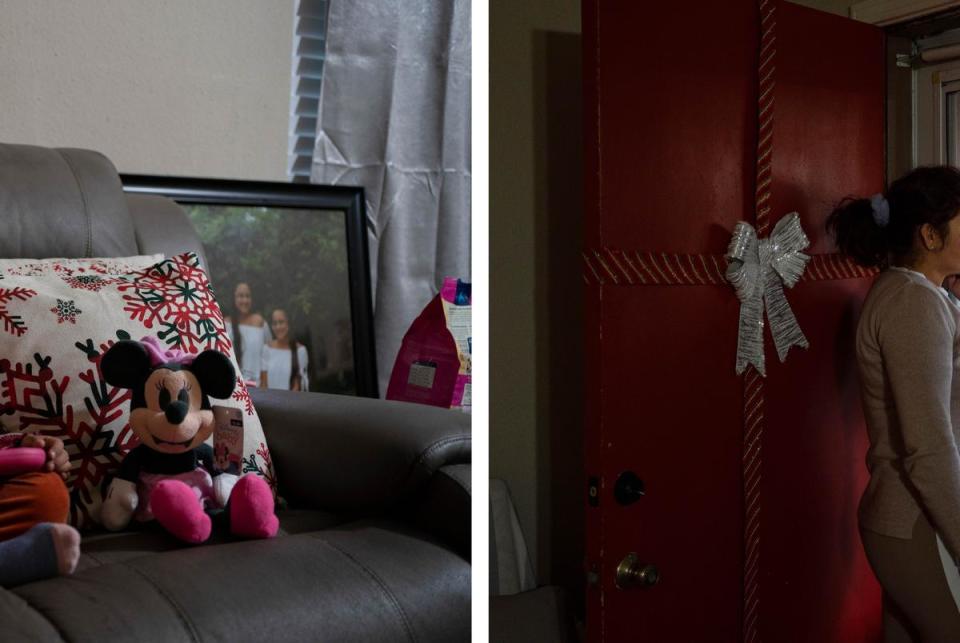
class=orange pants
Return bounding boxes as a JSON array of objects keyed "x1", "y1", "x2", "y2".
[{"x1": 0, "y1": 472, "x2": 69, "y2": 541}]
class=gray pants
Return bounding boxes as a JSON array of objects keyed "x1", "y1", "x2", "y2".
[{"x1": 861, "y1": 513, "x2": 960, "y2": 642}]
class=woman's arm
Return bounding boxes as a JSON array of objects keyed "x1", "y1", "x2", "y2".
[
  {"x1": 885, "y1": 283, "x2": 960, "y2": 559},
  {"x1": 260, "y1": 344, "x2": 270, "y2": 388}
]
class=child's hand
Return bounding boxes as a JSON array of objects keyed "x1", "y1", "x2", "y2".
[{"x1": 19, "y1": 435, "x2": 71, "y2": 478}]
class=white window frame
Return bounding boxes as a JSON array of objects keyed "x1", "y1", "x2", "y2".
[
  {"x1": 914, "y1": 59, "x2": 960, "y2": 165},
  {"x1": 850, "y1": 1, "x2": 960, "y2": 173},
  {"x1": 851, "y1": 0, "x2": 960, "y2": 26}
]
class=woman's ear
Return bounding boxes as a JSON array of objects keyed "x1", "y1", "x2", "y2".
[
  {"x1": 101, "y1": 341, "x2": 152, "y2": 389},
  {"x1": 191, "y1": 351, "x2": 236, "y2": 399},
  {"x1": 921, "y1": 223, "x2": 945, "y2": 251}
]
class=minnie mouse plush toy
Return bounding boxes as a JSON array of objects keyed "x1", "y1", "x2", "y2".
[{"x1": 99, "y1": 337, "x2": 278, "y2": 543}]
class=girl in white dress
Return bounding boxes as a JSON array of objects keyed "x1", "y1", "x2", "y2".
[
  {"x1": 224, "y1": 282, "x2": 270, "y2": 385},
  {"x1": 260, "y1": 308, "x2": 309, "y2": 391}
]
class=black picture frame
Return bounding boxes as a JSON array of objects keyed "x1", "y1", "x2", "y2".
[{"x1": 119, "y1": 174, "x2": 378, "y2": 398}]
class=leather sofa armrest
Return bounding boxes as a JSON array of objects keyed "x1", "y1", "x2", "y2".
[
  {"x1": 416, "y1": 463, "x2": 471, "y2": 559},
  {"x1": 126, "y1": 194, "x2": 210, "y2": 266},
  {"x1": 249, "y1": 388, "x2": 470, "y2": 511}
]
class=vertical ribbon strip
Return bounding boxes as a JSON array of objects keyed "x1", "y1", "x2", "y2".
[{"x1": 741, "y1": 1, "x2": 777, "y2": 640}]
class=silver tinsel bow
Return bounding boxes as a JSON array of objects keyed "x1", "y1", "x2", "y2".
[{"x1": 725, "y1": 212, "x2": 810, "y2": 376}]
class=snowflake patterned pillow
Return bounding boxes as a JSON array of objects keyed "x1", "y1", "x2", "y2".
[{"x1": 0, "y1": 253, "x2": 276, "y2": 529}]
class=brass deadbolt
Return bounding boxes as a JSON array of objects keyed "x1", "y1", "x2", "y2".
[{"x1": 615, "y1": 553, "x2": 660, "y2": 589}]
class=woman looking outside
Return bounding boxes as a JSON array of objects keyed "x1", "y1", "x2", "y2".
[{"x1": 830, "y1": 166, "x2": 960, "y2": 640}]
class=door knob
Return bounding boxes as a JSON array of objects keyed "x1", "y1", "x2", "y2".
[{"x1": 615, "y1": 552, "x2": 659, "y2": 589}]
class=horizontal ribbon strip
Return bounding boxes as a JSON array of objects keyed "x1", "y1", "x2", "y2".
[{"x1": 582, "y1": 248, "x2": 875, "y2": 287}]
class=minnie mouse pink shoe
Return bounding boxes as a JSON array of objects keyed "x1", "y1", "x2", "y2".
[
  {"x1": 151, "y1": 479, "x2": 212, "y2": 544},
  {"x1": 229, "y1": 474, "x2": 279, "y2": 539}
]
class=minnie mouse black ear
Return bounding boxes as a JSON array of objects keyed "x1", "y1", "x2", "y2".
[
  {"x1": 191, "y1": 350, "x2": 236, "y2": 399},
  {"x1": 101, "y1": 340, "x2": 152, "y2": 390}
]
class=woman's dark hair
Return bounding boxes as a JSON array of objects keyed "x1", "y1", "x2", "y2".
[
  {"x1": 231, "y1": 317, "x2": 243, "y2": 364},
  {"x1": 288, "y1": 333, "x2": 301, "y2": 391},
  {"x1": 230, "y1": 281, "x2": 252, "y2": 365},
  {"x1": 271, "y1": 308, "x2": 301, "y2": 391},
  {"x1": 826, "y1": 165, "x2": 960, "y2": 268}
]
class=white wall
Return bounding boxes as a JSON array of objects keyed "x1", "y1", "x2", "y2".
[{"x1": 0, "y1": 0, "x2": 293, "y2": 181}]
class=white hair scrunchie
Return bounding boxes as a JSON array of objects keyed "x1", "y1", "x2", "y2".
[{"x1": 870, "y1": 193, "x2": 890, "y2": 228}]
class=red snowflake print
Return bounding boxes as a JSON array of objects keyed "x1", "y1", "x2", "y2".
[
  {"x1": 118, "y1": 253, "x2": 232, "y2": 355},
  {"x1": 0, "y1": 434, "x2": 20, "y2": 449},
  {"x1": 0, "y1": 334, "x2": 135, "y2": 529},
  {"x1": 0, "y1": 287, "x2": 38, "y2": 336},
  {"x1": 242, "y1": 441, "x2": 277, "y2": 495},
  {"x1": 84, "y1": 260, "x2": 136, "y2": 275},
  {"x1": 62, "y1": 274, "x2": 121, "y2": 292},
  {"x1": 232, "y1": 377, "x2": 254, "y2": 416},
  {"x1": 47, "y1": 261, "x2": 130, "y2": 291},
  {"x1": 6, "y1": 263, "x2": 46, "y2": 277},
  {"x1": 51, "y1": 299, "x2": 82, "y2": 324}
]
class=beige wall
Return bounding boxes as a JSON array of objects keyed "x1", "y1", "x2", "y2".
[
  {"x1": 0, "y1": 0, "x2": 293, "y2": 181},
  {"x1": 491, "y1": 0, "x2": 582, "y2": 587}
]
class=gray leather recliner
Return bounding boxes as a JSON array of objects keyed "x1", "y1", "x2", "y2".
[{"x1": 0, "y1": 143, "x2": 471, "y2": 642}]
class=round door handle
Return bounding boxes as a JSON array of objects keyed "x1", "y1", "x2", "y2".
[{"x1": 615, "y1": 552, "x2": 660, "y2": 589}]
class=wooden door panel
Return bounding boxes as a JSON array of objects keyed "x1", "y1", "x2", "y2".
[
  {"x1": 596, "y1": 1, "x2": 757, "y2": 253},
  {"x1": 584, "y1": 2, "x2": 885, "y2": 641},
  {"x1": 763, "y1": 280, "x2": 877, "y2": 640},
  {"x1": 600, "y1": 286, "x2": 743, "y2": 641},
  {"x1": 760, "y1": 5, "x2": 883, "y2": 639}
]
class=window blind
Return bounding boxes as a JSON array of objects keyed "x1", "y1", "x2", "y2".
[{"x1": 289, "y1": 0, "x2": 329, "y2": 182}]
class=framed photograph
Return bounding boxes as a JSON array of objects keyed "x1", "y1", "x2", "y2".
[{"x1": 120, "y1": 175, "x2": 378, "y2": 398}]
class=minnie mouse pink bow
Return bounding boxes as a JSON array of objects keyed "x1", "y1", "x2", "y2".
[{"x1": 140, "y1": 336, "x2": 197, "y2": 368}]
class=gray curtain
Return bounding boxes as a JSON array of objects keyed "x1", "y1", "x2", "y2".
[{"x1": 312, "y1": 0, "x2": 471, "y2": 396}]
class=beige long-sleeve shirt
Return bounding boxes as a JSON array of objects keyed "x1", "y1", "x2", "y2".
[{"x1": 857, "y1": 266, "x2": 960, "y2": 559}]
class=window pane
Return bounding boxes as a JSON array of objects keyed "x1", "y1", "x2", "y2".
[{"x1": 948, "y1": 90, "x2": 960, "y2": 166}]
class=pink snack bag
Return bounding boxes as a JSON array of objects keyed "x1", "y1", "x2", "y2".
[{"x1": 387, "y1": 278, "x2": 471, "y2": 411}]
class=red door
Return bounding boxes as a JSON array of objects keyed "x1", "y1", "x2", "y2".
[{"x1": 583, "y1": 2, "x2": 885, "y2": 641}]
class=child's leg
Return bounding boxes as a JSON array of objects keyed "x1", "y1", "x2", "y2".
[
  {"x1": 0, "y1": 472, "x2": 78, "y2": 586},
  {"x1": 0, "y1": 522, "x2": 79, "y2": 586},
  {"x1": 0, "y1": 472, "x2": 70, "y2": 540}
]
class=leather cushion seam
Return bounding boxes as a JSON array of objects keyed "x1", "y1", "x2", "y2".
[
  {"x1": 7, "y1": 590, "x2": 67, "y2": 642},
  {"x1": 122, "y1": 563, "x2": 200, "y2": 642},
  {"x1": 80, "y1": 551, "x2": 106, "y2": 568},
  {"x1": 312, "y1": 535, "x2": 417, "y2": 643}
]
